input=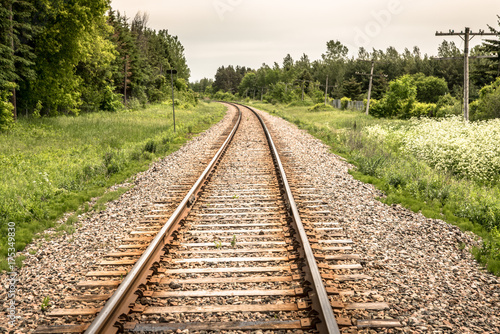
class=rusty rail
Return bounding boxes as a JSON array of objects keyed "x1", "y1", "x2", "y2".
[
  {"x1": 235, "y1": 103, "x2": 341, "y2": 334},
  {"x1": 84, "y1": 106, "x2": 242, "y2": 334}
]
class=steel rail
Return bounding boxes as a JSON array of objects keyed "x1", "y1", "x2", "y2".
[
  {"x1": 85, "y1": 105, "x2": 242, "y2": 334},
  {"x1": 236, "y1": 103, "x2": 341, "y2": 334}
]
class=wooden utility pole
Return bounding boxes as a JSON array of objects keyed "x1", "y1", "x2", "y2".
[
  {"x1": 123, "y1": 55, "x2": 129, "y2": 107},
  {"x1": 356, "y1": 60, "x2": 387, "y2": 115},
  {"x1": 321, "y1": 76, "x2": 336, "y2": 106},
  {"x1": 166, "y1": 69, "x2": 177, "y2": 132},
  {"x1": 324, "y1": 76, "x2": 328, "y2": 105},
  {"x1": 435, "y1": 27, "x2": 497, "y2": 121},
  {"x1": 365, "y1": 61, "x2": 374, "y2": 116}
]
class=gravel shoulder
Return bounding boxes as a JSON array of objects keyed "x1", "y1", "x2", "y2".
[{"x1": 255, "y1": 107, "x2": 500, "y2": 333}]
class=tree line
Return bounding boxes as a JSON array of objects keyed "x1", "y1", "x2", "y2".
[
  {"x1": 0, "y1": 0, "x2": 191, "y2": 130},
  {"x1": 194, "y1": 17, "x2": 500, "y2": 120}
]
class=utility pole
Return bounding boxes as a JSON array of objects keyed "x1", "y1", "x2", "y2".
[
  {"x1": 166, "y1": 69, "x2": 177, "y2": 132},
  {"x1": 324, "y1": 76, "x2": 328, "y2": 105},
  {"x1": 123, "y1": 55, "x2": 129, "y2": 107},
  {"x1": 365, "y1": 61, "x2": 374, "y2": 116},
  {"x1": 435, "y1": 27, "x2": 497, "y2": 121},
  {"x1": 320, "y1": 76, "x2": 336, "y2": 106},
  {"x1": 356, "y1": 60, "x2": 387, "y2": 115}
]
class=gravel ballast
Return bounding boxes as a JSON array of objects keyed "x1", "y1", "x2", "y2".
[
  {"x1": 254, "y1": 107, "x2": 499, "y2": 333},
  {"x1": 2, "y1": 104, "x2": 499, "y2": 333}
]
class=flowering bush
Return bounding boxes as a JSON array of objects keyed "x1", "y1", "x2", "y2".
[{"x1": 365, "y1": 116, "x2": 500, "y2": 184}]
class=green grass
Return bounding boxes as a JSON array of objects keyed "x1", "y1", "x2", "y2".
[
  {"x1": 0, "y1": 101, "x2": 226, "y2": 271},
  {"x1": 249, "y1": 101, "x2": 500, "y2": 276}
]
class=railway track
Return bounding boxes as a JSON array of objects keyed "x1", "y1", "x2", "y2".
[{"x1": 35, "y1": 103, "x2": 401, "y2": 333}]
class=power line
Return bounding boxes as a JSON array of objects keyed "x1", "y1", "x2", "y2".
[{"x1": 435, "y1": 27, "x2": 497, "y2": 121}]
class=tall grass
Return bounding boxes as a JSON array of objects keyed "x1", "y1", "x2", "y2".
[
  {"x1": 250, "y1": 101, "x2": 500, "y2": 276},
  {"x1": 0, "y1": 102, "x2": 226, "y2": 270}
]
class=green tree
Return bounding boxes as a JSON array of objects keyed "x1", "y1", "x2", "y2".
[
  {"x1": 0, "y1": 0, "x2": 35, "y2": 119},
  {"x1": 76, "y1": 10, "x2": 119, "y2": 112},
  {"x1": 213, "y1": 65, "x2": 250, "y2": 93},
  {"x1": 108, "y1": 10, "x2": 139, "y2": 106},
  {"x1": 372, "y1": 75, "x2": 417, "y2": 118},
  {"x1": 281, "y1": 53, "x2": 295, "y2": 85},
  {"x1": 323, "y1": 40, "x2": 348, "y2": 61},
  {"x1": 190, "y1": 78, "x2": 213, "y2": 97},
  {"x1": 343, "y1": 76, "x2": 362, "y2": 100},
  {"x1": 157, "y1": 29, "x2": 190, "y2": 80},
  {"x1": 470, "y1": 77, "x2": 500, "y2": 120},
  {"x1": 473, "y1": 16, "x2": 500, "y2": 88},
  {"x1": 371, "y1": 74, "x2": 389, "y2": 100},
  {"x1": 435, "y1": 40, "x2": 463, "y2": 93},
  {"x1": 266, "y1": 82, "x2": 296, "y2": 103},
  {"x1": 32, "y1": 0, "x2": 111, "y2": 115},
  {"x1": 411, "y1": 73, "x2": 448, "y2": 103},
  {"x1": 238, "y1": 72, "x2": 257, "y2": 97}
]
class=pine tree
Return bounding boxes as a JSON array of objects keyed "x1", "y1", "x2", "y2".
[
  {"x1": 483, "y1": 15, "x2": 500, "y2": 78},
  {"x1": 0, "y1": 0, "x2": 35, "y2": 120},
  {"x1": 343, "y1": 76, "x2": 362, "y2": 100}
]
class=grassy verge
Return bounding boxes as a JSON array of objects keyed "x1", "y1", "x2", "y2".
[
  {"x1": 0, "y1": 101, "x2": 226, "y2": 270},
  {"x1": 249, "y1": 101, "x2": 500, "y2": 276}
]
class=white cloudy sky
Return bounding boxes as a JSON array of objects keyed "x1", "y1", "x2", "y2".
[{"x1": 109, "y1": 0, "x2": 500, "y2": 82}]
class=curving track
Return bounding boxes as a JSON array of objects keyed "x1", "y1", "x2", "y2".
[{"x1": 35, "y1": 103, "x2": 400, "y2": 334}]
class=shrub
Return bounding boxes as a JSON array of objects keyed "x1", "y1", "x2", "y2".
[
  {"x1": 367, "y1": 98, "x2": 384, "y2": 117},
  {"x1": 410, "y1": 102, "x2": 437, "y2": 118},
  {"x1": 411, "y1": 73, "x2": 449, "y2": 103},
  {"x1": 308, "y1": 103, "x2": 334, "y2": 112},
  {"x1": 100, "y1": 85, "x2": 123, "y2": 112},
  {"x1": 311, "y1": 90, "x2": 325, "y2": 104},
  {"x1": 340, "y1": 97, "x2": 351, "y2": 110},
  {"x1": 144, "y1": 140, "x2": 157, "y2": 153},
  {"x1": 0, "y1": 86, "x2": 14, "y2": 131},
  {"x1": 369, "y1": 75, "x2": 416, "y2": 118},
  {"x1": 470, "y1": 77, "x2": 500, "y2": 121},
  {"x1": 213, "y1": 90, "x2": 235, "y2": 102},
  {"x1": 126, "y1": 98, "x2": 143, "y2": 110}
]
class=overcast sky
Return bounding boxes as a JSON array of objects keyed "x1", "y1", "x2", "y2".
[{"x1": 110, "y1": 0, "x2": 500, "y2": 82}]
